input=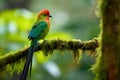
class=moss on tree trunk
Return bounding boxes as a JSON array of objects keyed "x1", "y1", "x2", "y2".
[{"x1": 93, "y1": 0, "x2": 120, "y2": 80}]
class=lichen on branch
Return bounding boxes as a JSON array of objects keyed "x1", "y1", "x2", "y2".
[{"x1": 0, "y1": 38, "x2": 99, "y2": 69}]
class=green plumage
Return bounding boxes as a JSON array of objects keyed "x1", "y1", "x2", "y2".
[
  {"x1": 28, "y1": 21, "x2": 49, "y2": 40},
  {"x1": 20, "y1": 8, "x2": 51, "y2": 80},
  {"x1": 20, "y1": 21, "x2": 49, "y2": 80}
]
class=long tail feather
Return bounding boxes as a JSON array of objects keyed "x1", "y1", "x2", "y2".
[{"x1": 20, "y1": 39, "x2": 37, "y2": 80}]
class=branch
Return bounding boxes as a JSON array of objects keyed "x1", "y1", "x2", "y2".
[{"x1": 0, "y1": 38, "x2": 99, "y2": 69}]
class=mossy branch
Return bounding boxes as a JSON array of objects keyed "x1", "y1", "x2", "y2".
[{"x1": 0, "y1": 38, "x2": 99, "y2": 69}]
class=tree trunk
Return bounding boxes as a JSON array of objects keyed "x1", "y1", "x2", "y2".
[{"x1": 93, "y1": 0, "x2": 120, "y2": 80}]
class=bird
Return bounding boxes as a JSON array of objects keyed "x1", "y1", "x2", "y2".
[{"x1": 20, "y1": 9, "x2": 52, "y2": 80}]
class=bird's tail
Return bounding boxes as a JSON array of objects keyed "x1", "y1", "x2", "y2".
[{"x1": 20, "y1": 39, "x2": 37, "y2": 80}]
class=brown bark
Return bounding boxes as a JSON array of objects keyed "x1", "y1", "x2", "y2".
[{"x1": 101, "y1": 0, "x2": 120, "y2": 80}]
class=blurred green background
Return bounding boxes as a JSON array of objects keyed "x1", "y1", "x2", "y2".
[{"x1": 0, "y1": 0, "x2": 100, "y2": 80}]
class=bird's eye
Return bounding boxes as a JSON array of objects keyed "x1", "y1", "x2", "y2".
[{"x1": 42, "y1": 14, "x2": 46, "y2": 16}]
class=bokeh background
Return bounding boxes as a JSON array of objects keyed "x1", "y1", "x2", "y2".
[{"x1": 0, "y1": 0, "x2": 100, "y2": 80}]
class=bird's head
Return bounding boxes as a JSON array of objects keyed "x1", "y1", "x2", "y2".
[{"x1": 37, "y1": 9, "x2": 52, "y2": 20}]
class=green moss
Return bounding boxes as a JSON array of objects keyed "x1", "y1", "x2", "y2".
[
  {"x1": 0, "y1": 39, "x2": 99, "y2": 79},
  {"x1": 40, "y1": 39, "x2": 98, "y2": 64},
  {"x1": 0, "y1": 52, "x2": 25, "y2": 79},
  {"x1": 42, "y1": 40, "x2": 54, "y2": 56},
  {"x1": 97, "y1": 0, "x2": 108, "y2": 18},
  {"x1": 91, "y1": 47, "x2": 107, "y2": 80},
  {"x1": 73, "y1": 49, "x2": 82, "y2": 64}
]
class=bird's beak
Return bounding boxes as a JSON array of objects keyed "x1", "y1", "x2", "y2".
[{"x1": 49, "y1": 15, "x2": 52, "y2": 17}]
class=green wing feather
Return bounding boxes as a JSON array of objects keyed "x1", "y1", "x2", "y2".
[
  {"x1": 20, "y1": 21, "x2": 48, "y2": 80},
  {"x1": 28, "y1": 21, "x2": 47, "y2": 40}
]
